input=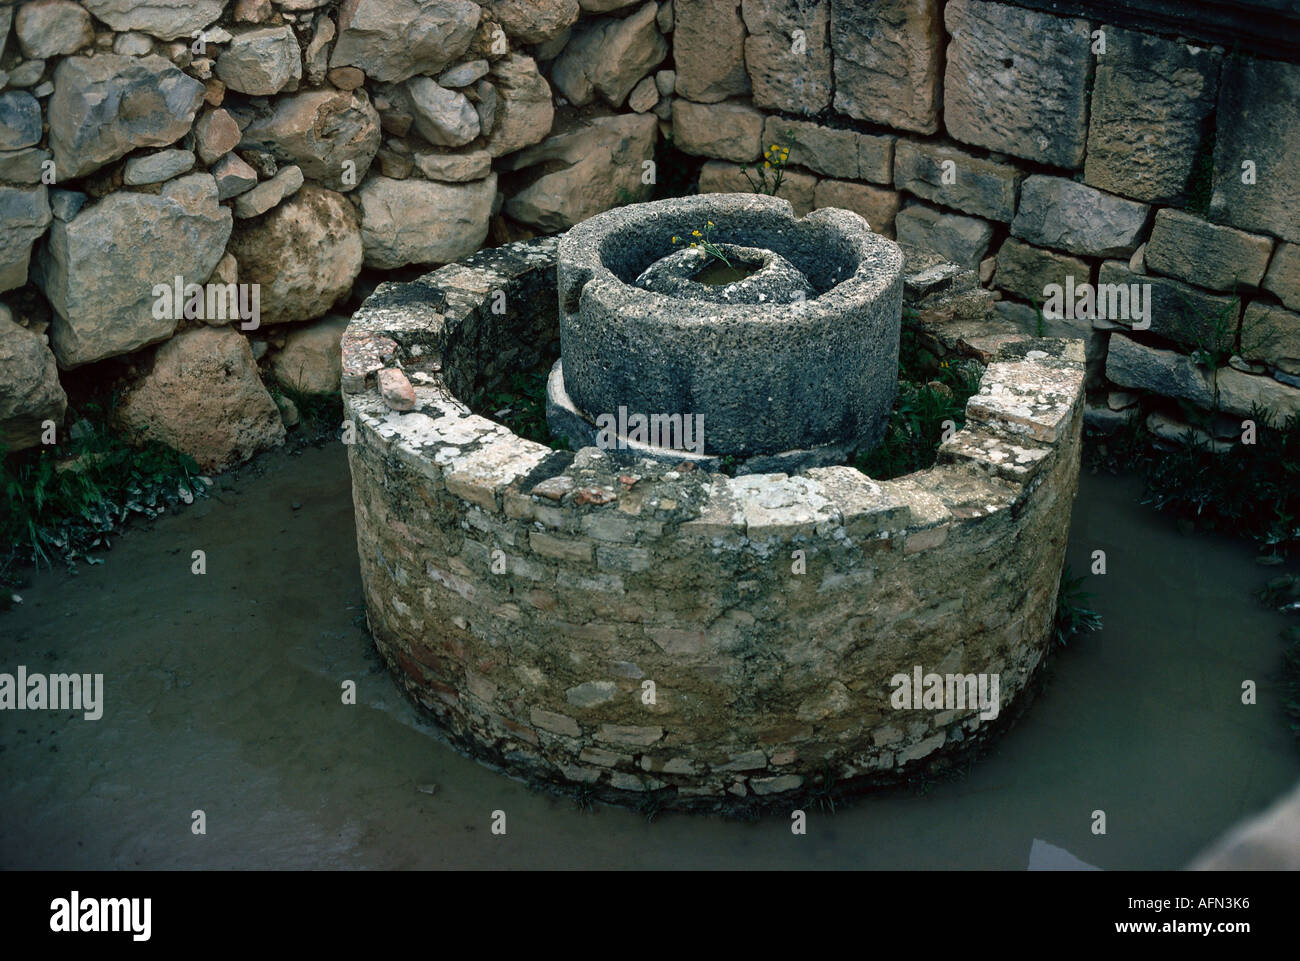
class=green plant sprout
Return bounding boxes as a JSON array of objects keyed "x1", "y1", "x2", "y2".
[
  {"x1": 742, "y1": 138, "x2": 792, "y2": 196},
  {"x1": 672, "y1": 220, "x2": 732, "y2": 268}
]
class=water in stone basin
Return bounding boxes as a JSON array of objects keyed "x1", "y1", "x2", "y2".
[{"x1": 692, "y1": 258, "x2": 762, "y2": 286}]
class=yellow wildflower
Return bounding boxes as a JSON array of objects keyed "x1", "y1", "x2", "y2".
[
  {"x1": 692, "y1": 229, "x2": 701, "y2": 237},
  {"x1": 764, "y1": 161, "x2": 771, "y2": 169}
]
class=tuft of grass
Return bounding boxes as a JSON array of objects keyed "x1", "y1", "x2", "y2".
[
  {"x1": 1054, "y1": 563, "x2": 1103, "y2": 647},
  {"x1": 1, "y1": 393, "x2": 204, "y2": 592},
  {"x1": 852, "y1": 350, "x2": 983, "y2": 480},
  {"x1": 267, "y1": 375, "x2": 345, "y2": 445},
  {"x1": 468, "y1": 356, "x2": 558, "y2": 448},
  {"x1": 636, "y1": 788, "x2": 666, "y2": 824},
  {"x1": 574, "y1": 782, "x2": 597, "y2": 813},
  {"x1": 806, "y1": 762, "x2": 839, "y2": 815}
]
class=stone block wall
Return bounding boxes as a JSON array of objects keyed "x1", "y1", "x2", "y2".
[
  {"x1": 4, "y1": 0, "x2": 1299, "y2": 467},
  {"x1": 675, "y1": 0, "x2": 1300, "y2": 442}
]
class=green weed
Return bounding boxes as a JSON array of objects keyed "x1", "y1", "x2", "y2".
[
  {"x1": 1, "y1": 393, "x2": 203, "y2": 589},
  {"x1": 1054, "y1": 563, "x2": 1103, "y2": 647}
]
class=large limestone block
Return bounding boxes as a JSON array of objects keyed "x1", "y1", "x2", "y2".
[
  {"x1": 1210, "y1": 55, "x2": 1300, "y2": 244},
  {"x1": 894, "y1": 204, "x2": 993, "y2": 271},
  {"x1": 944, "y1": 0, "x2": 1092, "y2": 167},
  {"x1": 1084, "y1": 27, "x2": 1220, "y2": 204},
  {"x1": 227, "y1": 186, "x2": 363, "y2": 326},
  {"x1": 831, "y1": 0, "x2": 942, "y2": 135},
  {"x1": 813, "y1": 179, "x2": 899, "y2": 236},
  {"x1": 741, "y1": 0, "x2": 831, "y2": 115},
  {"x1": 405, "y1": 77, "x2": 480, "y2": 147},
  {"x1": 672, "y1": 99, "x2": 763, "y2": 163},
  {"x1": 1105, "y1": 333, "x2": 1215, "y2": 409},
  {"x1": 0, "y1": 92, "x2": 43, "y2": 151},
  {"x1": 1216, "y1": 365, "x2": 1300, "y2": 421},
  {"x1": 994, "y1": 238, "x2": 1088, "y2": 305},
  {"x1": 1012, "y1": 176, "x2": 1149, "y2": 258},
  {"x1": 698, "y1": 160, "x2": 817, "y2": 217},
  {"x1": 1144, "y1": 208, "x2": 1273, "y2": 292},
  {"x1": 551, "y1": 2, "x2": 667, "y2": 108},
  {"x1": 237, "y1": 89, "x2": 381, "y2": 192},
  {"x1": 483, "y1": 55, "x2": 554, "y2": 157},
  {"x1": 1263, "y1": 243, "x2": 1300, "y2": 312},
  {"x1": 0, "y1": 315, "x2": 67, "y2": 452},
  {"x1": 0, "y1": 184, "x2": 51, "y2": 293},
  {"x1": 1239, "y1": 301, "x2": 1300, "y2": 374},
  {"x1": 47, "y1": 55, "x2": 205, "y2": 179},
  {"x1": 356, "y1": 173, "x2": 497, "y2": 269},
  {"x1": 116, "y1": 327, "x2": 285, "y2": 472},
  {"x1": 1098, "y1": 261, "x2": 1241, "y2": 352},
  {"x1": 34, "y1": 174, "x2": 233, "y2": 368},
  {"x1": 330, "y1": 0, "x2": 481, "y2": 83},
  {"x1": 892, "y1": 140, "x2": 1021, "y2": 223},
  {"x1": 674, "y1": 0, "x2": 749, "y2": 104},
  {"x1": 81, "y1": 0, "x2": 225, "y2": 41},
  {"x1": 501, "y1": 113, "x2": 656, "y2": 231},
  {"x1": 762, "y1": 116, "x2": 892, "y2": 183}
]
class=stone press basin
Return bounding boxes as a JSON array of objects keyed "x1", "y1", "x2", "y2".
[
  {"x1": 339, "y1": 225, "x2": 1086, "y2": 814},
  {"x1": 549, "y1": 195, "x2": 904, "y2": 470}
]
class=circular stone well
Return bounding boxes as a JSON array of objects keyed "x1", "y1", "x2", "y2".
[
  {"x1": 551, "y1": 195, "x2": 903, "y2": 467},
  {"x1": 341, "y1": 221, "x2": 1086, "y2": 814}
]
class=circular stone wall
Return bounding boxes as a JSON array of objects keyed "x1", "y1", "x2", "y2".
[
  {"x1": 341, "y1": 234, "x2": 1086, "y2": 813},
  {"x1": 555, "y1": 195, "x2": 903, "y2": 459}
]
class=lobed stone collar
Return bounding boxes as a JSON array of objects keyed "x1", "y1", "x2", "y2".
[{"x1": 557, "y1": 194, "x2": 903, "y2": 330}]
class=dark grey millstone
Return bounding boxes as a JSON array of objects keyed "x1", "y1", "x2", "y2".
[
  {"x1": 634, "y1": 243, "x2": 816, "y2": 306},
  {"x1": 555, "y1": 193, "x2": 903, "y2": 458},
  {"x1": 544, "y1": 360, "x2": 854, "y2": 475}
]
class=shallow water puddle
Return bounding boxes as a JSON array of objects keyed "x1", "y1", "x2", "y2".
[{"x1": 1, "y1": 446, "x2": 1295, "y2": 868}]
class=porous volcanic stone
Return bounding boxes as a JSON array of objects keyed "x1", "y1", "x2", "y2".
[
  {"x1": 556, "y1": 193, "x2": 903, "y2": 456},
  {"x1": 634, "y1": 243, "x2": 817, "y2": 305}
]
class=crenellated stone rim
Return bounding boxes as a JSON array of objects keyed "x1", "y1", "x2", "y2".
[
  {"x1": 555, "y1": 195, "x2": 905, "y2": 458},
  {"x1": 341, "y1": 235, "x2": 1085, "y2": 813}
]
